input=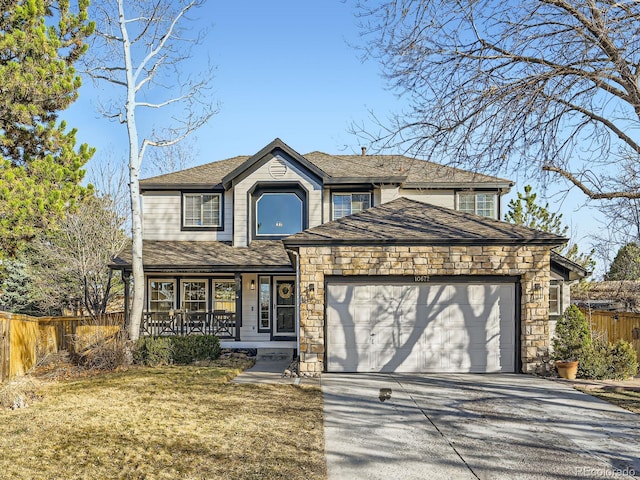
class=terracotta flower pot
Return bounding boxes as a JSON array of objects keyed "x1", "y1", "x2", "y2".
[{"x1": 556, "y1": 360, "x2": 579, "y2": 380}]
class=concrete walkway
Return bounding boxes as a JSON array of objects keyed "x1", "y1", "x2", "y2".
[
  {"x1": 232, "y1": 357, "x2": 320, "y2": 386},
  {"x1": 322, "y1": 373, "x2": 640, "y2": 480}
]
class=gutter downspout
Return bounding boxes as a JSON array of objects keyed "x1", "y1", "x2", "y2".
[{"x1": 286, "y1": 248, "x2": 301, "y2": 358}]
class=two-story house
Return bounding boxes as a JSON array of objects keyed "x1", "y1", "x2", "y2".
[{"x1": 112, "y1": 138, "x2": 586, "y2": 375}]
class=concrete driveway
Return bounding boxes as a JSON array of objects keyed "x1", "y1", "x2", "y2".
[{"x1": 322, "y1": 374, "x2": 640, "y2": 479}]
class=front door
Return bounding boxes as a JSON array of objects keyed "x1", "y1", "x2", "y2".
[{"x1": 274, "y1": 277, "x2": 296, "y2": 337}]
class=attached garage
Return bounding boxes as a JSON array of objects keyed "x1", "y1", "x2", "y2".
[
  {"x1": 325, "y1": 279, "x2": 517, "y2": 373},
  {"x1": 283, "y1": 197, "x2": 568, "y2": 376}
]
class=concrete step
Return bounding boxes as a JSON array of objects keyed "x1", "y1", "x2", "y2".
[{"x1": 256, "y1": 348, "x2": 294, "y2": 361}]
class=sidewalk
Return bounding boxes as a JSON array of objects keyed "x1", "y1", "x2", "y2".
[
  {"x1": 547, "y1": 374, "x2": 640, "y2": 391},
  {"x1": 232, "y1": 357, "x2": 320, "y2": 386}
]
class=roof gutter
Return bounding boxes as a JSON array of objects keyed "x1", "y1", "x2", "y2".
[
  {"x1": 283, "y1": 237, "x2": 568, "y2": 248},
  {"x1": 107, "y1": 264, "x2": 295, "y2": 273},
  {"x1": 140, "y1": 184, "x2": 224, "y2": 192},
  {"x1": 402, "y1": 181, "x2": 514, "y2": 190},
  {"x1": 323, "y1": 176, "x2": 407, "y2": 185}
]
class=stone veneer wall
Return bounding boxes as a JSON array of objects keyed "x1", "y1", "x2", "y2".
[{"x1": 296, "y1": 245, "x2": 551, "y2": 376}]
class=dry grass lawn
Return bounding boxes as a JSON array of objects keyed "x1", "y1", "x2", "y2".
[
  {"x1": 0, "y1": 361, "x2": 326, "y2": 480},
  {"x1": 576, "y1": 387, "x2": 640, "y2": 414}
]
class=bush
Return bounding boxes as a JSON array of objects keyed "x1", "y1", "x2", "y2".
[
  {"x1": 577, "y1": 339, "x2": 612, "y2": 380},
  {"x1": 133, "y1": 337, "x2": 173, "y2": 366},
  {"x1": 577, "y1": 338, "x2": 639, "y2": 380},
  {"x1": 133, "y1": 335, "x2": 221, "y2": 366},
  {"x1": 609, "y1": 339, "x2": 639, "y2": 380},
  {"x1": 170, "y1": 335, "x2": 221, "y2": 364},
  {"x1": 552, "y1": 305, "x2": 591, "y2": 361},
  {"x1": 72, "y1": 331, "x2": 129, "y2": 371}
]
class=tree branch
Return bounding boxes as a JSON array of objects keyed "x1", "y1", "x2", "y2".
[{"x1": 543, "y1": 165, "x2": 640, "y2": 199}]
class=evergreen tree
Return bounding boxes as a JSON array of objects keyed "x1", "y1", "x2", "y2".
[
  {"x1": 505, "y1": 185, "x2": 595, "y2": 271},
  {"x1": 606, "y1": 243, "x2": 640, "y2": 281},
  {"x1": 0, "y1": 259, "x2": 40, "y2": 315},
  {"x1": 0, "y1": 0, "x2": 95, "y2": 258},
  {"x1": 505, "y1": 185, "x2": 567, "y2": 235}
]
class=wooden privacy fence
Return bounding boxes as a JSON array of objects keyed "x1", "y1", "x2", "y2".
[
  {"x1": 0, "y1": 312, "x2": 124, "y2": 383},
  {"x1": 580, "y1": 308, "x2": 640, "y2": 360}
]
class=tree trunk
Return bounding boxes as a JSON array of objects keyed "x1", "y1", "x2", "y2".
[{"x1": 118, "y1": 0, "x2": 144, "y2": 341}]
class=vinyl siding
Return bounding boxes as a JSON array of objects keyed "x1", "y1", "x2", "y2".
[
  {"x1": 397, "y1": 188, "x2": 456, "y2": 209},
  {"x1": 142, "y1": 190, "x2": 233, "y2": 241},
  {"x1": 322, "y1": 187, "x2": 331, "y2": 223},
  {"x1": 233, "y1": 154, "x2": 322, "y2": 247},
  {"x1": 379, "y1": 185, "x2": 400, "y2": 204},
  {"x1": 239, "y1": 273, "x2": 270, "y2": 342}
]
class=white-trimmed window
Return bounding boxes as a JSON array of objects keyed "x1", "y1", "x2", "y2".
[
  {"x1": 457, "y1": 192, "x2": 497, "y2": 218},
  {"x1": 183, "y1": 193, "x2": 221, "y2": 227},
  {"x1": 549, "y1": 284, "x2": 561, "y2": 315},
  {"x1": 182, "y1": 280, "x2": 207, "y2": 312},
  {"x1": 214, "y1": 280, "x2": 236, "y2": 313},
  {"x1": 258, "y1": 276, "x2": 271, "y2": 332},
  {"x1": 332, "y1": 193, "x2": 371, "y2": 220},
  {"x1": 148, "y1": 279, "x2": 176, "y2": 312}
]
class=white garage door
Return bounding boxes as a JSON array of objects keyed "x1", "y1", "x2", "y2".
[{"x1": 326, "y1": 282, "x2": 516, "y2": 373}]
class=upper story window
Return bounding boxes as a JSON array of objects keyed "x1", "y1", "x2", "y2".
[
  {"x1": 332, "y1": 193, "x2": 371, "y2": 220},
  {"x1": 183, "y1": 193, "x2": 222, "y2": 229},
  {"x1": 255, "y1": 191, "x2": 304, "y2": 237},
  {"x1": 457, "y1": 192, "x2": 497, "y2": 218}
]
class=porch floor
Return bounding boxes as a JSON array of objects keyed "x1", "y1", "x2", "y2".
[{"x1": 219, "y1": 341, "x2": 297, "y2": 349}]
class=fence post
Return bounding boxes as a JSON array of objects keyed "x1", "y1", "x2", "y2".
[{"x1": 0, "y1": 318, "x2": 9, "y2": 382}]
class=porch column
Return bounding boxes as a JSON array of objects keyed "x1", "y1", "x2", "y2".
[{"x1": 235, "y1": 273, "x2": 242, "y2": 341}]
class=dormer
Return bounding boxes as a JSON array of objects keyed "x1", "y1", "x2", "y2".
[{"x1": 221, "y1": 139, "x2": 325, "y2": 247}]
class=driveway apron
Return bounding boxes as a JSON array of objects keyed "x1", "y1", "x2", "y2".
[{"x1": 322, "y1": 374, "x2": 640, "y2": 480}]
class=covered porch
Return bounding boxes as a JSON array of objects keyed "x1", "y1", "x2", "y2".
[
  {"x1": 141, "y1": 309, "x2": 238, "y2": 338},
  {"x1": 111, "y1": 240, "x2": 299, "y2": 346}
]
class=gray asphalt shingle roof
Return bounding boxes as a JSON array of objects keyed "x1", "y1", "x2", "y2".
[
  {"x1": 303, "y1": 151, "x2": 511, "y2": 186},
  {"x1": 140, "y1": 156, "x2": 250, "y2": 189},
  {"x1": 112, "y1": 198, "x2": 565, "y2": 270},
  {"x1": 283, "y1": 197, "x2": 567, "y2": 246},
  {"x1": 112, "y1": 240, "x2": 293, "y2": 272},
  {"x1": 139, "y1": 139, "x2": 512, "y2": 189}
]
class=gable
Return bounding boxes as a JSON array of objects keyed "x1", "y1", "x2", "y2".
[{"x1": 221, "y1": 138, "x2": 325, "y2": 189}]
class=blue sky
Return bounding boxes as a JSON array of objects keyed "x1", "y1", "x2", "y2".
[
  {"x1": 61, "y1": 0, "x2": 605, "y2": 275},
  {"x1": 65, "y1": 1, "x2": 398, "y2": 163}
]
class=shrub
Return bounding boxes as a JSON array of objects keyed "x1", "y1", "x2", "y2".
[
  {"x1": 577, "y1": 338, "x2": 639, "y2": 380},
  {"x1": 552, "y1": 305, "x2": 591, "y2": 361},
  {"x1": 577, "y1": 339, "x2": 612, "y2": 380},
  {"x1": 170, "y1": 335, "x2": 221, "y2": 364},
  {"x1": 133, "y1": 335, "x2": 221, "y2": 366},
  {"x1": 71, "y1": 330, "x2": 129, "y2": 371},
  {"x1": 608, "y1": 339, "x2": 638, "y2": 380},
  {"x1": 133, "y1": 337, "x2": 173, "y2": 366},
  {"x1": 0, "y1": 377, "x2": 42, "y2": 410}
]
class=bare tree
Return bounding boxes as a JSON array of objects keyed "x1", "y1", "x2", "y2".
[
  {"x1": 87, "y1": 152, "x2": 131, "y2": 226},
  {"x1": 86, "y1": 0, "x2": 218, "y2": 340},
  {"x1": 356, "y1": 0, "x2": 640, "y2": 199},
  {"x1": 142, "y1": 136, "x2": 200, "y2": 177},
  {"x1": 30, "y1": 196, "x2": 128, "y2": 318},
  {"x1": 591, "y1": 197, "x2": 640, "y2": 273}
]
